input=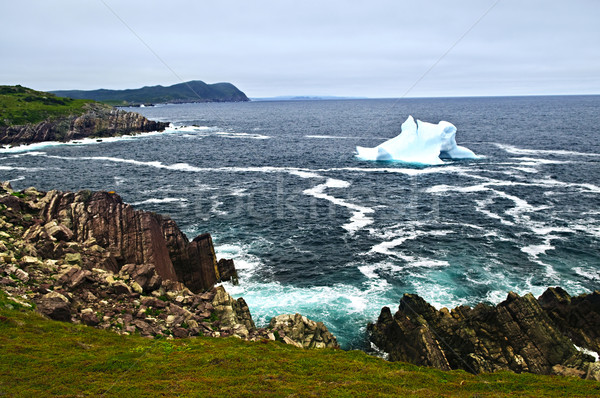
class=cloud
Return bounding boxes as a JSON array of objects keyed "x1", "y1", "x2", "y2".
[{"x1": 1, "y1": 0, "x2": 599, "y2": 97}]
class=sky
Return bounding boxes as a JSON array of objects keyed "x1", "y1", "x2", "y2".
[{"x1": 1, "y1": 0, "x2": 599, "y2": 98}]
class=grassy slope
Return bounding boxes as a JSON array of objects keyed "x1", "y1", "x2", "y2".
[
  {"x1": 0, "y1": 86, "x2": 93, "y2": 127},
  {"x1": 0, "y1": 294, "x2": 598, "y2": 397}
]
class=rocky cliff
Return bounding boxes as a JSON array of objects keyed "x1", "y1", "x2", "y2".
[
  {"x1": 0, "y1": 183, "x2": 338, "y2": 348},
  {"x1": 0, "y1": 102, "x2": 168, "y2": 146},
  {"x1": 368, "y1": 290, "x2": 600, "y2": 380}
]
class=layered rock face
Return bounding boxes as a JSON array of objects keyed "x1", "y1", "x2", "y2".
[
  {"x1": 0, "y1": 103, "x2": 168, "y2": 146},
  {"x1": 15, "y1": 186, "x2": 228, "y2": 292},
  {"x1": 369, "y1": 290, "x2": 600, "y2": 379}
]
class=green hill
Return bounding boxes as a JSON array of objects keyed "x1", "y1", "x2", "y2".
[
  {"x1": 51, "y1": 80, "x2": 250, "y2": 106},
  {"x1": 0, "y1": 85, "x2": 93, "y2": 127},
  {"x1": 0, "y1": 292, "x2": 597, "y2": 397}
]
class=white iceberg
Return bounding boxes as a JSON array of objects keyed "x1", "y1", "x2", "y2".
[{"x1": 355, "y1": 115, "x2": 478, "y2": 165}]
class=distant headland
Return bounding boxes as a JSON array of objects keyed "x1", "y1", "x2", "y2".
[{"x1": 51, "y1": 80, "x2": 249, "y2": 106}]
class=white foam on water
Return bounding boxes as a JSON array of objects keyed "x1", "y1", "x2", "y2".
[
  {"x1": 0, "y1": 165, "x2": 46, "y2": 172},
  {"x1": 370, "y1": 229, "x2": 453, "y2": 256},
  {"x1": 0, "y1": 126, "x2": 183, "y2": 153},
  {"x1": 7, "y1": 176, "x2": 25, "y2": 183},
  {"x1": 214, "y1": 242, "x2": 264, "y2": 278},
  {"x1": 302, "y1": 178, "x2": 374, "y2": 234},
  {"x1": 210, "y1": 196, "x2": 228, "y2": 216},
  {"x1": 511, "y1": 157, "x2": 572, "y2": 165},
  {"x1": 322, "y1": 165, "x2": 467, "y2": 177},
  {"x1": 305, "y1": 135, "x2": 370, "y2": 139},
  {"x1": 130, "y1": 197, "x2": 188, "y2": 206},
  {"x1": 495, "y1": 143, "x2": 600, "y2": 157},
  {"x1": 287, "y1": 170, "x2": 323, "y2": 179},
  {"x1": 521, "y1": 243, "x2": 554, "y2": 257},
  {"x1": 230, "y1": 188, "x2": 248, "y2": 197},
  {"x1": 213, "y1": 131, "x2": 270, "y2": 140},
  {"x1": 574, "y1": 344, "x2": 599, "y2": 361},
  {"x1": 511, "y1": 166, "x2": 539, "y2": 173},
  {"x1": 573, "y1": 267, "x2": 600, "y2": 281}
]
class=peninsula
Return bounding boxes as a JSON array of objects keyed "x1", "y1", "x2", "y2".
[
  {"x1": 0, "y1": 85, "x2": 168, "y2": 146},
  {"x1": 51, "y1": 80, "x2": 250, "y2": 106}
]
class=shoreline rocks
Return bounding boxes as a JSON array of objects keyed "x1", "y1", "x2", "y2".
[
  {"x1": 368, "y1": 290, "x2": 600, "y2": 380},
  {"x1": 0, "y1": 102, "x2": 168, "y2": 146},
  {"x1": 0, "y1": 182, "x2": 337, "y2": 348}
]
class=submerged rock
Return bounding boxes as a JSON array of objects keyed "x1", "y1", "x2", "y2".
[{"x1": 369, "y1": 289, "x2": 600, "y2": 377}]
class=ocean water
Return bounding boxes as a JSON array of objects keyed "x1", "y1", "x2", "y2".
[{"x1": 1, "y1": 96, "x2": 599, "y2": 349}]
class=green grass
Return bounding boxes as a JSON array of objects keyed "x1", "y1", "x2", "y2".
[
  {"x1": 0, "y1": 293, "x2": 598, "y2": 397},
  {"x1": 0, "y1": 85, "x2": 94, "y2": 127}
]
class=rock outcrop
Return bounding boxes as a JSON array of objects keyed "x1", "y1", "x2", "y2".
[
  {"x1": 369, "y1": 290, "x2": 600, "y2": 379},
  {"x1": 5, "y1": 185, "x2": 230, "y2": 292},
  {"x1": 0, "y1": 182, "x2": 337, "y2": 348},
  {"x1": 268, "y1": 313, "x2": 339, "y2": 349},
  {"x1": 0, "y1": 102, "x2": 168, "y2": 146}
]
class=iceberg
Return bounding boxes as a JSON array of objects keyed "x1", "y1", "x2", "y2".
[{"x1": 355, "y1": 116, "x2": 478, "y2": 165}]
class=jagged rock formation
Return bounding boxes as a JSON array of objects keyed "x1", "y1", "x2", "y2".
[
  {"x1": 268, "y1": 313, "x2": 340, "y2": 349},
  {"x1": 0, "y1": 102, "x2": 168, "y2": 146},
  {"x1": 369, "y1": 290, "x2": 600, "y2": 379},
  {"x1": 0, "y1": 183, "x2": 338, "y2": 347},
  {"x1": 8, "y1": 185, "x2": 231, "y2": 292}
]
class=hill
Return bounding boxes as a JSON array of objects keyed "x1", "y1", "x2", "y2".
[
  {"x1": 51, "y1": 80, "x2": 250, "y2": 106},
  {"x1": 0, "y1": 85, "x2": 93, "y2": 127}
]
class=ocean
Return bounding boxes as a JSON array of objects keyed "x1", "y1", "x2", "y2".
[{"x1": 1, "y1": 96, "x2": 599, "y2": 350}]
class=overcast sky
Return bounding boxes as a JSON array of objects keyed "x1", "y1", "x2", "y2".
[{"x1": 1, "y1": 0, "x2": 599, "y2": 98}]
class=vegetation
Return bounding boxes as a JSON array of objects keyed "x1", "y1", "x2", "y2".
[
  {"x1": 0, "y1": 85, "x2": 93, "y2": 127},
  {"x1": 51, "y1": 80, "x2": 250, "y2": 106},
  {"x1": 1, "y1": 293, "x2": 598, "y2": 397}
]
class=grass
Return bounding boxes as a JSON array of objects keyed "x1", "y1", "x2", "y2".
[
  {"x1": 0, "y1": 293, "x2": 599, "y2": 397},
  {"x1": 0, "y1": 85, "x2": 94, "y2": 127}
]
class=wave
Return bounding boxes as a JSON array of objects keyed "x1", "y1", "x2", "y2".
[
  {"x1": 130, "y1": 197, "x2": 188, "y2": 206},
  {"x1": 302, "y1": 178, "x2": 374, "y2": 233},
  {"x1": 495, "y1": 143, "x2": 600, "y2": 157}
]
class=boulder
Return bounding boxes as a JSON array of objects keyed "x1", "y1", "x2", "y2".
[
  {"x1": 268, "y1": 313, "x2": 339, "y2": 349},
  {"x1": 37, "y1": 292, "x2": 71, "y2": 322}
]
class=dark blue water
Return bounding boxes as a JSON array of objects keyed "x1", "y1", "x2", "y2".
[{"x1": 1, "y1": 96, "x2": 599, "y2": 349}]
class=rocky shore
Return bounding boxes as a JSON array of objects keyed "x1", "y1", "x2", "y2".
[
  {"x1": 0, "y1": 102, "x2": 168, "y2": 146},
  {"x1": 0, "y1": 182, "x2": 338, "y2": 349},
  {"x1": 368, "y1": 290, "x2": 600, "y2": 380}
]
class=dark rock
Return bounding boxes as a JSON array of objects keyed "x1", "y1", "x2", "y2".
[
  {"x1": 112, "y1": 281, "x2": 131, "y2": 295},
  {"x1": 26, "y1": 188, "x2": 236, "y2": 293},
  {"x1": 173, "y1": 327, "x2": 189, "y2": 338},
  {"x1": 217, "y1": 259, "x2": 239, "y2": 285},
  {"x1": 538, "y1": 287, "x2": 600, "y2": 355},
  {"x1": 120, "y1": 263, "x2": 162, "y2": 292},
  {"x1": 37, "y1": 292, "x2": 71, "y2": 322},
  {"x1": 141, "y1": 297, "x2": 167, "y2": 309},
  {"x1": 369, "y1": 290, "x2": 594, "y2": 375},
  {"x1": 80, "y1": 309, "x2": 100, "y2": 326}
]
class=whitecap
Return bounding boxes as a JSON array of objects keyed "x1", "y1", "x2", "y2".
[
  {"x1": 130, "y1": 197, "x2": 188, "y2": 206},
  {"x1": 495, "y1": 143, "x2": 600, "y2": 157}
]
